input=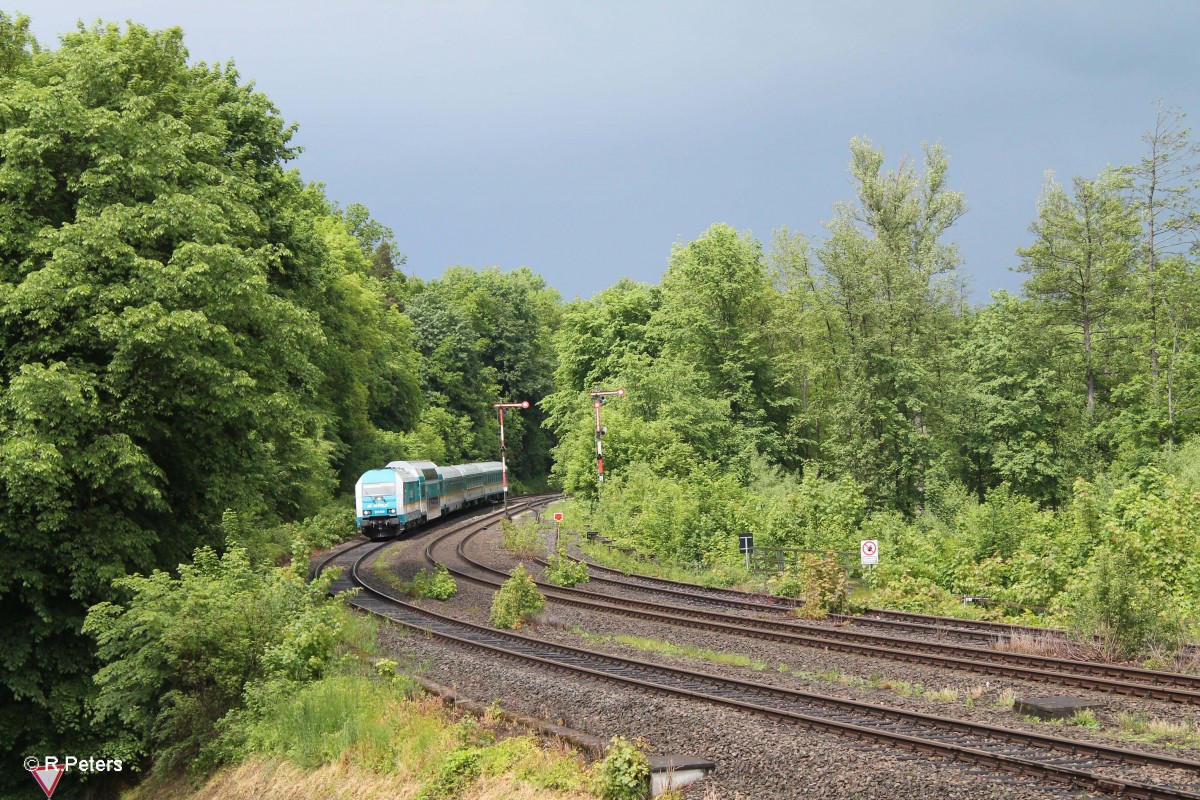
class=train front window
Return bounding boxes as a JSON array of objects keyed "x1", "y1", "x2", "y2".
[{"x1": 362, "y1": 482, "x2": 395, "y2": 497}]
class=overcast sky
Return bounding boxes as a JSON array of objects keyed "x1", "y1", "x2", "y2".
[{"x1": 23, "y1": 1, "x2": 1200, "y2": 302}]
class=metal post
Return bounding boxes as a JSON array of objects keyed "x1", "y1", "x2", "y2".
[
  {"x1": 492, "y1": 400, "x2": 530, "y2": 518},
  {"x1": 499, "y1": 406, "x2": 508, "y2": 516},
  {"x1": 594, "y1": 399, "x2": 603, "y2": 492},
  {"x1": 587, "y1": 388, "x2": 626, "y2": 497}
]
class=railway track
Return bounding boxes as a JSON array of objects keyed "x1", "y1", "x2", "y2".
[
  {"x1": 435, "y1": 526, "x2": 1200, "y2": 706},
  {"x1": 322, "y1": 506, "x2": 1200, "y2": 800},
  {"x1": 570, "y1": 552, "x2": 1200, "y2": 659},
  {"x1": 563, "y1": 554, "x2": 1043, "y2": 644},
  {"x1": 540, "y1": 553, "x2": 1068, "y2": 645}
]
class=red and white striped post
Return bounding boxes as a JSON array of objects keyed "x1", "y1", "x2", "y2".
[
  {"x1": 587, "y1": 388, "x2": 625, "y2": 495},
  {"x1": 493, "y1": 400, "x2": 530, "y2": 516}
]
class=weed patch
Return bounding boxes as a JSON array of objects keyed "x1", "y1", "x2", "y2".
[
  {"x1": 490, "y1": 565, "x2": 546, "y2": 629},
  {"x1": 502, "y1": 519, "x2": 548, "y2": 561}
]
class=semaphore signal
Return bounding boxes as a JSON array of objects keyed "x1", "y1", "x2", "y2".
[
  {"x1": 492, "y1": 400, "x2": 530, "y2": 516},
  {"x1": 588, "y1": 388, "x2": 625, "y2": 494}
]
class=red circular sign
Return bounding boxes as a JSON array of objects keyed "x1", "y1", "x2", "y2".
[{"x1": 861, "y1": 540, "x2": 877, "y2": 556}]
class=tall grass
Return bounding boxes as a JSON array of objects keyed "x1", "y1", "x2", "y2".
[{"x1": 241, "y1": 664, "x2": 590, "y2": 796}]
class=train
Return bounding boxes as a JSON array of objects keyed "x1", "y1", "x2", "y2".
[{"x1": 355, "y1": 460, "x2": 505, "y2": 540}]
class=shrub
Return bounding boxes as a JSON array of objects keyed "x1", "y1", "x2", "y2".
[
  {"x1": 868, "y1": 573, "x2": 981, "y2": 617},
  {"x1": 544, "y1": 551, "x2": 589, "y2": 587},
  {"x1": 409, "y1": 565, "x2": 458, "y2": 600},
  {"x1": 766, "y1": 566, "x2": 804, "y2": 598},
  {"x1": 489, "y1": 565, "x2": 545, "y2": 629},
  {"x1": 592, "y1": 736, "x2": 650, "y2": 800},
  {"x1": 1064, "y1": 546, "x2": 1185, "y2": 659},
  {"x1": 795, "y1": 552, "x2": 851, "y2": 617},
  {"x1": 416, "y1": 747, "x2": 482, "y2": 800},
  {"x1": 84, "y1": 547, "x2": 349, "y2": 774},
  {"x1": 501, "y1": 518, "x2": 548, "y2": 560}
]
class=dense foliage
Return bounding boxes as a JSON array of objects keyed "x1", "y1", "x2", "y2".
[
  {"x1": 6, "y1": 10, "x2": 1200, "y2": 794},
  {"x1": 489, "y1": 564, "x2": 545, "y2": 629},
  {"x1": 0, "y1": 16, "x2": 560, "y2": 790},
  {"x1": 592, "y1": 736, "x2": 650, "y2": 800},
  {"x1": 544, "y1": 117, "x2": 1200, "y2": 652},
  {"x1": 84, "y1": 547, "x2": 349, "y2": 774},
  {"x1": 544, "y1": 548, "x2": 590, "y2": 587}
]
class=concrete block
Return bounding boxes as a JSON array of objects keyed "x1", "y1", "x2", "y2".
[
  {"x1": 649, "y1": 755, "x2": 716, "y2": 796},
  {"x1": 1014, "y1": 695, "x2": 1104, "y2": 720}
]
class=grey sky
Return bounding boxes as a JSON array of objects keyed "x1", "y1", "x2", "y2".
[{"x1": 24, "y1": 1, "x2": 1200, "y2": 302}]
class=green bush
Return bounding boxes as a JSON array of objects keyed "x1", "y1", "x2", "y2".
[
  {"x1": 416, "y1": 747, "x2": 483, "y2": 800},
  {"x1": 766, "y1": 566, "x2": 805, "y2": 598},
  {"x1": 795, "y1": 552, "x2": 851, "y2": 617},
  {"x1": 84, "y1": 547, "x2": 349, "y2": 775},
  {"x1": 408, "y1": 565, "x2": 458, "y2": 600},
  {"x1": 501, "y1": 518, "x2": 548, "y2": 560},
  {"x1": 544, "y1": 551, "x2": 589, "y2": 587},
  {"x1": 1064, "y1": 546, "x2": 1185, "y2": 659},
  {"x1": 489, "y1": 565, "x2": 545, "y2": 629},
  {"x1": 869, "y1": 573, "x2": 983, "y2": 617},
  {"x1": 592, "y1": 735, "x2": 650, "y2": 800}
]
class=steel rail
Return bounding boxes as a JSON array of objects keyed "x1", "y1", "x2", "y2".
[
  {"x1": 572, "y1": 555, "x2": 1200, "y2": 656},
  {"x1": 440, "y1": 528, "x2": 1200, "y2": 705},
  {"x1": 349, "y1": 521, "x2": 1200, "y2": 800}
]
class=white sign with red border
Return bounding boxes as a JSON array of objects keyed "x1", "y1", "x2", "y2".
[{"x1": 860, "y1": 539, "x2": 879, "y2": 565}]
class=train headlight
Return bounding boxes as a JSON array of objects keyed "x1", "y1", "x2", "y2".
[
  {"x1": 363, "y1": 510, "x2": 372, "y2": 516},
  {"x1": 387, "y1": 508, "x2": 396, "y2": 514}
]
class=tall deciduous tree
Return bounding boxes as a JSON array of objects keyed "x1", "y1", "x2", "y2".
[
  {"x1": 651, "y1": 224, "x2": 790, "y2": 458},
  {"x1": 1018, "y1": 171, "x2": 1140, "y2": 417},
  {"x1": 943, "y1": 293, "x2": 1088, "y2": 504},
  {"x1": 1122, "y1": 104, "x2": 1200, "y2": 446},
  {"x1": 816, "y1": 139, "x2": 966, "y2": 511},
  {"x1": 0, "y1": 19, "x2": 420, "y2": 776},
  {"x1": 403, "y1": 266, "x2": 560, "y2": 479}
]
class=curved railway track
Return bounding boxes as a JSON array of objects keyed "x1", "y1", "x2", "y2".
[
  {"x1": 564, "y1": 554, "x2": 1057, "y2": 644},
  {"x1": 320, "y1": 504, "x2": 1200, "y2": 800},
  {"x1": 435, "y1": 526, "x2": 1200, "y2": 705},
  {"x1": 570, "y1": 550, "x2": 1200, "y2": 659}
]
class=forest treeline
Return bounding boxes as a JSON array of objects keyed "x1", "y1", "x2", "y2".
[
  {"x1": 547, "y1": 126, "x2": 1200, "y2": 661},
  {"x1": 549, "y1": 134, "x2": 1199, "y2": 513},
  {"x1": 0, "y1": 17, "x2": 556, "y2": 789},
  {"x1": 2, "y1": 13, "x2": 1199, "y2": 794}
]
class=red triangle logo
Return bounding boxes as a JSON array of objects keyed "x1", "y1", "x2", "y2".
[{"x1": 30, "y1": 765, "x2": 65, "y2": 798}]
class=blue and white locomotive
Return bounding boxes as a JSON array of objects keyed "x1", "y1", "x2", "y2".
[{"x1": 355, "y1": 460, "x2": 504, "y2": 540}]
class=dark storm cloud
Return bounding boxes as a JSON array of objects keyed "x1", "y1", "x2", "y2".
[{"x1": 25, "y1": 1, "x2": 1200, "y2": 301}]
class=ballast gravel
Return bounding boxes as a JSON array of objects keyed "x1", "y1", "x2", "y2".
[{"x1": 358, "y1": 517, "x2": 1194, "y2": 799}]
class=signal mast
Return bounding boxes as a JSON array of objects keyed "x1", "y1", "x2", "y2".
[
  {"x1": 588, "y1": 388, "x2": 625, "y2": 494},
  {"x1": 492, "y1": 400, "x2": 530, "y2": 515}
]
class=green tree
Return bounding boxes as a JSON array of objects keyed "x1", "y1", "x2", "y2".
[
  {"x1": 1117, "y1": 105, "x2": 1200, "y2": 450},
  {"x1": 0, "y1": 19, "x2": 415, "y2": 775},
  {"x1": 1126, "y1": 103, "x2": 1200, "y2": 392},
  {"x1": 403, "y1": 266, "x2": 560, "y2": 478},
  {"x1": 942, "y1": 293, "x2": 1087, "y2": 503},
  {"x1": 815, "y1": 139, "x2": 966, "y2": 511},
  {"x1": 651, "y1": 224, "x2": 781, "y2": 443},
  {"x1": 1017, "y1": 170, "x2": 1139, "y2": 418}
]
